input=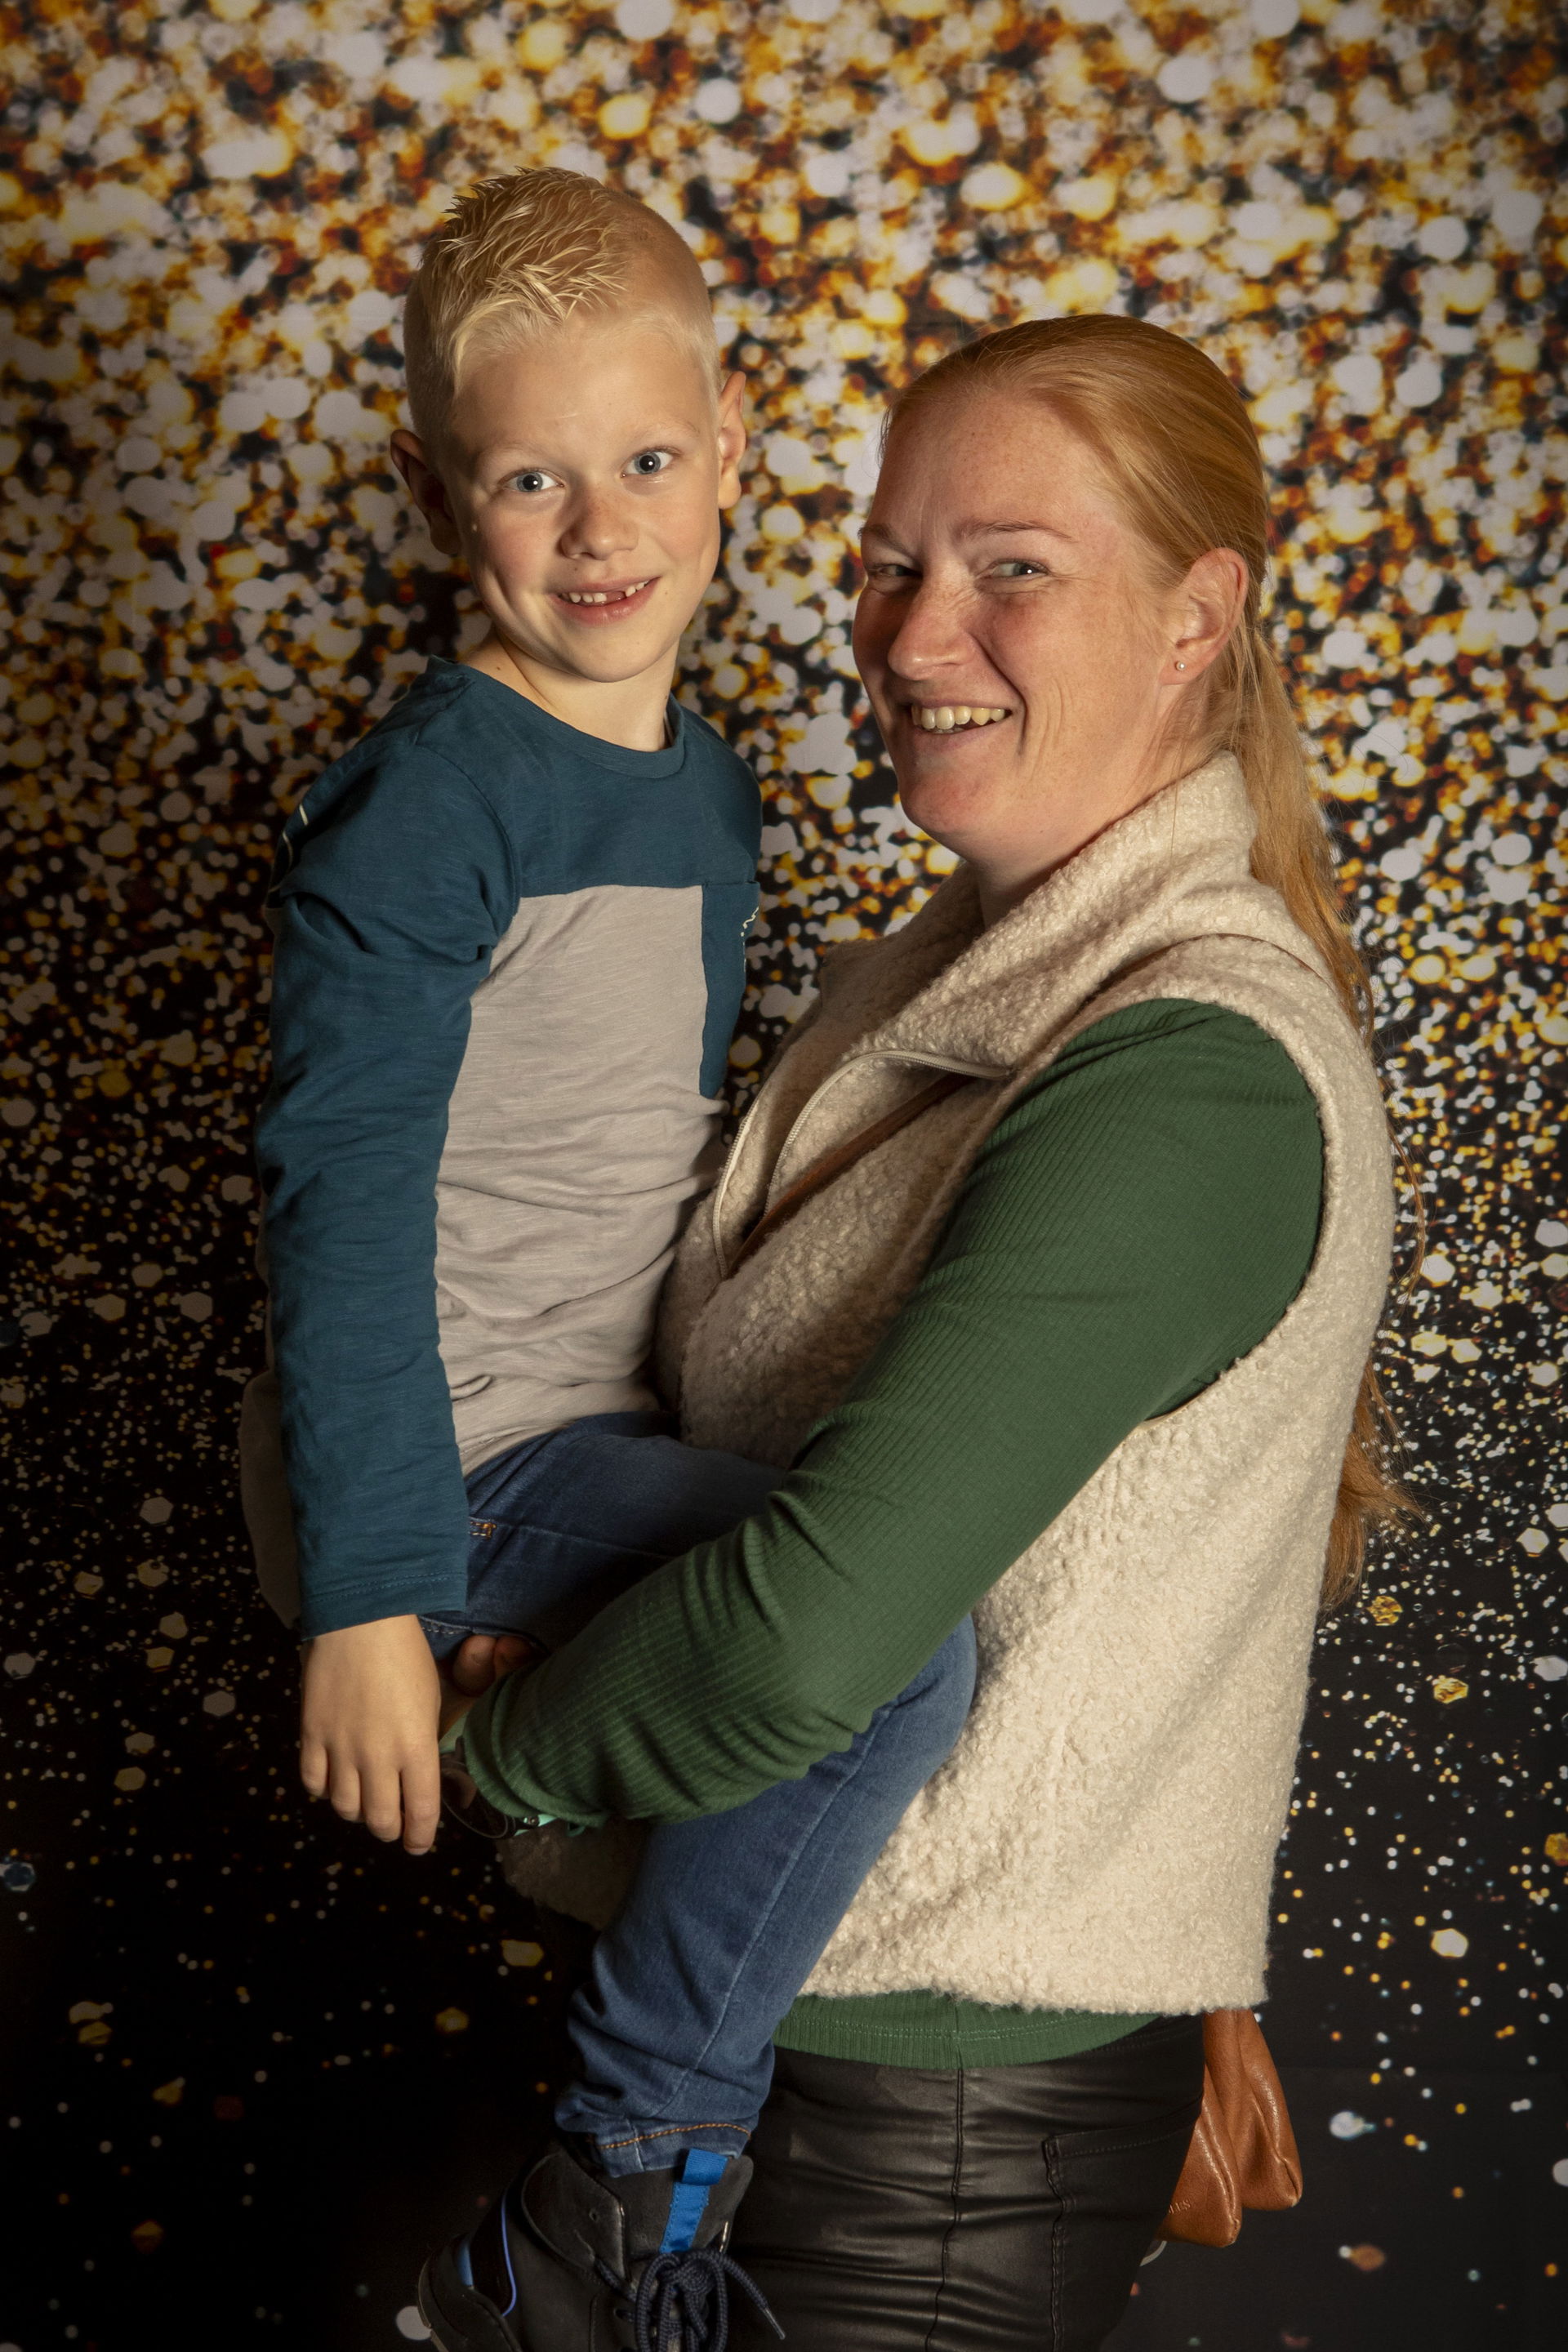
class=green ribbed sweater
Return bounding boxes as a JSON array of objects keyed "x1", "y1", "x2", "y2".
[{"x1": 464, "y1": 1000, "x2": 1323, "y2": 2068}]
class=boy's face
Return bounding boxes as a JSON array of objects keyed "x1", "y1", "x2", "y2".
[{"x1": 392, "y1": 318, "x2": 744, "y2": 693}]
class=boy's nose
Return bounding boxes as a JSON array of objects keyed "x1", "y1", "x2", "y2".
[{"x1": 559, "y1": 487, "x2": 638, "y2": 561}]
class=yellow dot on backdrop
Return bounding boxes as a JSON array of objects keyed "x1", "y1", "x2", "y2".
[
  {"x1": 962, "y1": 163, "x2": 1029, "y2": 212},
  {"x1": 761, "y1": 504, "x2": 804, "y2": 543},
  {"x1": 1442, "y1": 264, "x2": 1496, "y2": 314},
  {"x1": 520, "y1": 20, "x2": 570, "y2": 69},
  {"x1": 712, "y1": 664, "x2": 747, "y2": 698},
  {"x1": 1494, "y1": 335, "x2": 1539, "y2": 374},
  {"x1": 832, "y1": 320, "x2": 875, "y2": 360},
  {"x1": 1056, "y1": 174, "x2": 1118, "y2": 221},
  {"x1": 862, "y1": 289, "x2": 906, "y2": 327},
  {"x1": 599, "y1": 91, "x2": 652, "y2": 139},
  {"x1": 1045, "y1": 258, "x2": 1118, "y2": 310},
  {"x1": 900, "y1": 118, "x2": 976, "y2": 169},
  {"x1": 756, "y1": 205, "x2": 802, "y2": 246}
]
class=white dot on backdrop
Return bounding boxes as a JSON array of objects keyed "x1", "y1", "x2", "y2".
[
  {"x1": 202, "y1": 1691, "x2": 237, "y2": 1717},
  {"x1": 1554, "y1": 2158, "x2": 1568, "y2": 2188},
  {"x1": 140, "y1": 1497, "x2": 173, "y2": 1526},
  {"x1": 1156, "y1": 51, "x2": 1217, "y2": 104},
  {"x1": 1330, "y1": 353, "x2": 1383, "y2": 412},
  {"x1": 694, "y1": 78, "x2": 742, "y2": 124},
  {"x1": 804, "y1": 149, "x2": 852, "y2": 199},
  {"x1": 1535, "y1": 1655, "x2": 1567, "y2": 1682},
  {"x1": 1379, "y1": 844, "x2": 1424, "y2": 884},
  {"x1": 394, "y1": 2310, "x2": 430, "y2": 2341},
  {"x1": 1418, "y1": 215, "x2": 1468, "y2": 261},
  {"x1": 1250, "y1": 0, "x2": 1300, "y2": 34},
  {"x1": 1394, "y1": 356, "x2": 1444, "y2": 409},
  {"x1": 614, "y1": 0, "x2": 675, "y2": 37},
  {"x1": 327, "y1": 32, "x2": 384, "y2": 79},
  {"x1": 1491, "y1": 186, "x2": 1544, "y2": 245},
  {"x1": 1321, "y1": 627, "x2": 1370, "y2": 669},
  {"x1": 1490, "y1": 834, "x2": 1532, "y2": 866}
]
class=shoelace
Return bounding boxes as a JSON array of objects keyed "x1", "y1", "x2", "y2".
[{"x1": 630, "y1": 2244, "x2": 784, "y2": 2352}]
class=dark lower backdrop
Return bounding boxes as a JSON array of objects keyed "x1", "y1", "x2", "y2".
[{"x1": 2, "y1": 3, "x2": 1565, "y2": 2347}]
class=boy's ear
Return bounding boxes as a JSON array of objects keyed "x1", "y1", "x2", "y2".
[
  {"x1": 390, "y1": 430, "x2": 464, "y2": 559},
  {"x1": 715, "y1": 369, "x2": 746, "y2": 513}
]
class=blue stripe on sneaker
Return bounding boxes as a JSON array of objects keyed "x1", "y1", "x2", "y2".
[{"x1": 659, "y1": 2149, "x2": 729, "y2": 2253}]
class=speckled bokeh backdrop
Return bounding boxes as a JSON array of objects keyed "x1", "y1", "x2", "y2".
[{"x1": 2, "y1": 2, "x2": 1565, "y2": 2347}]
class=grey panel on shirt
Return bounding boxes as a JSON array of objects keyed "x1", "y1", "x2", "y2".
[{"x1": 439, "y1": 882, "x2": 722, "y2": 1472}]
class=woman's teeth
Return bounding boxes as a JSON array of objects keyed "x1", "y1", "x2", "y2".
[
  {"x1": 910, "y1": 704, "x2": 1009, "y2": 733},
  {"x1": 560, "y1": 581, "x2": 651, "y2": 604}
]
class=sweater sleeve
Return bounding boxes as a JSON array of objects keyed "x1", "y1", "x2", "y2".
[
  {"x1": 461, "y1": 1000, "x2": 1325, "y2": 1826},
  {"x1": 256, "y1": 742, "x2": 514, "y2": 1637}
]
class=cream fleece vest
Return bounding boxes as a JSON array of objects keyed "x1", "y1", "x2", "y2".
[{"x1": 506, "y1": 756, "x2": 1393, "y2": 2017}]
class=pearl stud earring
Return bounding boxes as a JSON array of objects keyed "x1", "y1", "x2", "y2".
[{"x1": 1174, "y1": 660, "x2": 1187, "y2": 670}]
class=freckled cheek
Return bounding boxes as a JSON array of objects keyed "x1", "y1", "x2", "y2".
[{"x1": 466, "y1": 510, "x2": 551, "y2": 595}]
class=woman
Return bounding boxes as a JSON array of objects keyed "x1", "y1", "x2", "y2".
[{"x1": 447, "y1": 315, "x2": 1397, "y2": 2349}]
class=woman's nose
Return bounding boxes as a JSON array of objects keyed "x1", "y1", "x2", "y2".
[{"x1": 884, "y1": 583, "x2": 971, "y2": 683}]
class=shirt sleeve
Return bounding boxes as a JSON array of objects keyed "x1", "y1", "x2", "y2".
[
  {"x1": 256, "y1": 740, "x2": 514, "y2": 1638},
  {"x1": 461, "y1": 999, "x2": 1325, "y2": 1827}
]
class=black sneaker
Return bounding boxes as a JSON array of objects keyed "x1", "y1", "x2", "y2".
[{"x1": 417, "y1": 2138, "x2": 782, "y2": 2351}]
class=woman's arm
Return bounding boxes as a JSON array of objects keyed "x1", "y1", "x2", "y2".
[{"x1": 461, "y1": 999, "x2": 1324, "y2": 1827}]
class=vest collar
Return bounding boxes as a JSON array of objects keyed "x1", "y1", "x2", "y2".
[{"x1": 822, "y1": 753, "x2": 1329, "y2": 1076}]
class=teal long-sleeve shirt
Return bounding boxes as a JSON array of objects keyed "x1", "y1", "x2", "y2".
[{"x1": 464, "y1": 1001, "x2": 1323, "y2": 1857}]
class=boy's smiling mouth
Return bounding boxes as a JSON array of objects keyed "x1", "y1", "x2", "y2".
[{"x1": 553, "y1": 577, "x2": 657, "y2": 619}]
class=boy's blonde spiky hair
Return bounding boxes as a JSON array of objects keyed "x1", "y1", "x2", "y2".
[{"x1": 403, "y1": 169, "x2": 719, "y2": 448}]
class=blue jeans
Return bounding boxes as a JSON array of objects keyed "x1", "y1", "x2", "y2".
[{"x1": 420, "y1": 1411, "x2": 977, "y2": 2178}]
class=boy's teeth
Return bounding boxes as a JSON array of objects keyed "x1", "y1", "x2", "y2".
[
  {"x1": 912, "y1": 704, "x2": 1009, "y2": 732},
  {"x1": 562, "y1": 581, "x2": 649, "y2": 604}
]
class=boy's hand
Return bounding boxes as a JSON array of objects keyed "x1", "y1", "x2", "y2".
[{"x1": 300, "y1": 1615, "x2": 443, "y2": 1855}]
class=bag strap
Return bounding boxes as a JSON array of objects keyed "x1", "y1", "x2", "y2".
[{"x1": 728, "y1": 1071, "x2": 973, "y2": 1278}]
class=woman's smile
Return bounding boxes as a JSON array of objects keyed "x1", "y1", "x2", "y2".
[{"x1": 902, "y1": 701, "x2": 1013, "y2": 733}]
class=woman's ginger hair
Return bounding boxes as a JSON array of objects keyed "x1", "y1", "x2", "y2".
[
  {"x1": 890, "y1": 315, "x2": 1413, "y2": 1607},
  {"x1": 403, "y1": 169, "x2": 718, "y2": 451}
]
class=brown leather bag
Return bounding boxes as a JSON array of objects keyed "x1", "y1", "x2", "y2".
[{"x1": 1158, "y1": 2008, "x2": 1303, "y2": 2247}]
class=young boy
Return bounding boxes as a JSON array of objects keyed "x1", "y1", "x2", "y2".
[{"x1": 242, "y1": 172, "x2": 973, "y2": 2351}]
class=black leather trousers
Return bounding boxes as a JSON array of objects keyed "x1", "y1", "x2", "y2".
[{"x1": 728, "y1": 2015, "x2": 1205, "y2": 2350}]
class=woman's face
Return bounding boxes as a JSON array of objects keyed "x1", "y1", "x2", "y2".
[{"x1": 853, "y1": 388, "x2": 1243, "y2": 917}]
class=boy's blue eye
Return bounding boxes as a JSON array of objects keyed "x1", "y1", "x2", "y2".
[
  {"x1": 512, "y1": 470, "x2": 552, "y2": 493},
  {"x1": 629, "y1": 449, "x2": 673, "y2": 475}
]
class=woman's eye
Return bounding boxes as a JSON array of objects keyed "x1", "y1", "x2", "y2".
[
  {"x1": 992, "y1": 559, "x2": 1047, "y2": 579},
  {"x1": 510, "y1": 470, "x2": 555, "y2": 495},
  {"x1": 627, "y1": 448, "x2": 675, "y2": 477}
]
